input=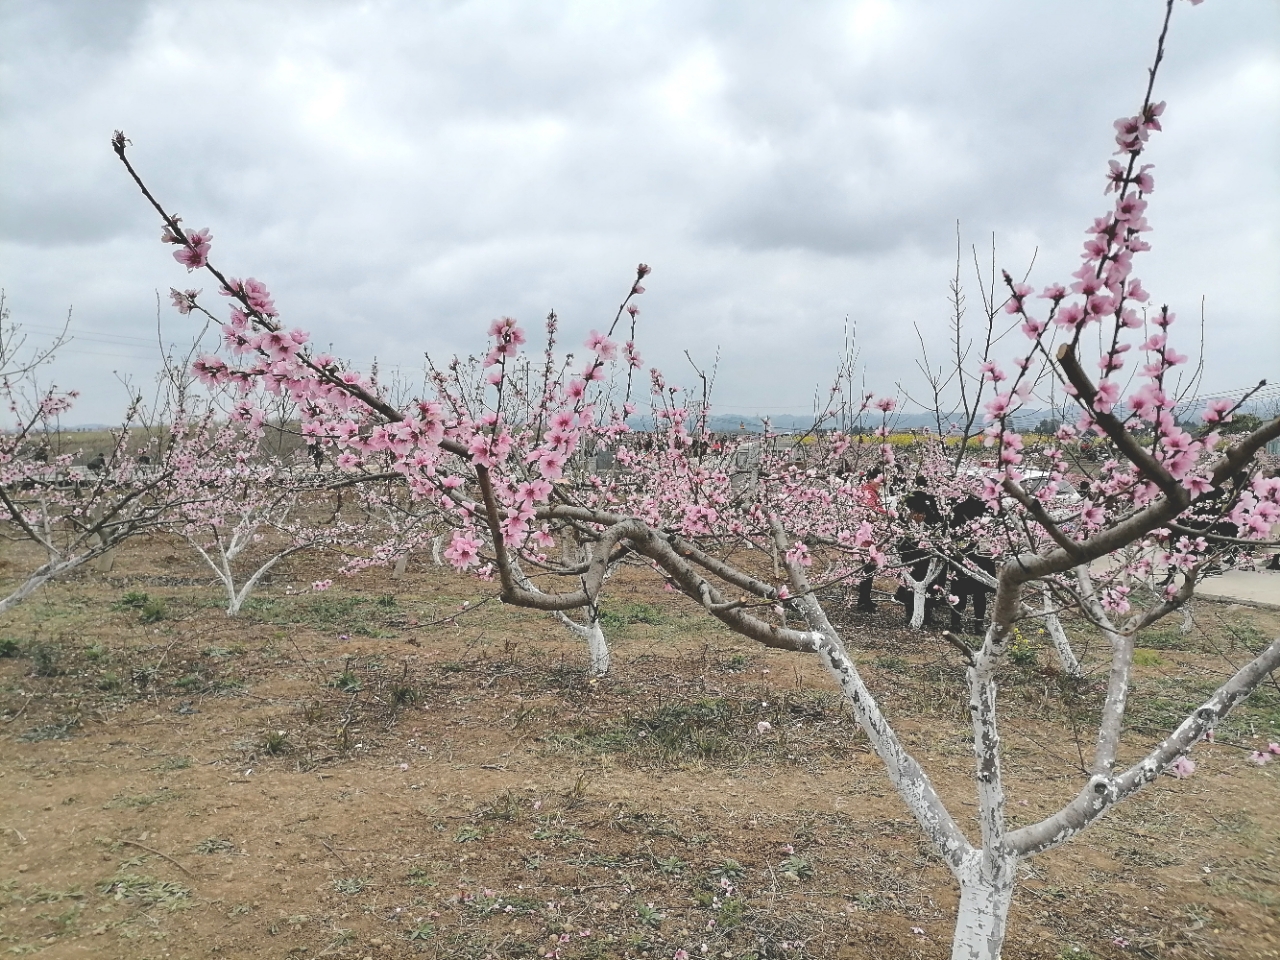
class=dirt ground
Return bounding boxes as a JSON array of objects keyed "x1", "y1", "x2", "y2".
[{"x1": 2, "y1": 535, "x2": 1278, "y2": 960}]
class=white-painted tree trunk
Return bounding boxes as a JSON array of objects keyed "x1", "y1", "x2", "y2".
[
  {"x1": 186, "y1": 534, "x2": 301, "y2": 617},
  {"x1": 224, "y1": 556, "x2": 286, "y2": 616},
  {"x1": 510, "y1": 560, "x2": 612, "y2": 675},
  {"x1": 952, "y1": 852, "x2": 1017, "y2": 960},
  {"x1": 391, "y1": 552, "x2": 409, "y2": 579},
  {"x1": 904, "y1": 558, "x2": 944, "y2": 630},
  {"x1": 1041, "y1": 584, "x2": 1081, "y2": 678},
  {"x1": 431, "y1": 535, "x2": 443, "y2": 566},
  {"x1": 1180, "y1": 604, "x2": 1194, "y2": 635},
  {"x1": 555, "y1": 610, "x2": 611, "y2": 675},
  {"x1": 1, "y1": 552, "x2": 100, "y2": 614},
  {"x1": 1, "y1": 568, "x2": 60, "y2": 613}
]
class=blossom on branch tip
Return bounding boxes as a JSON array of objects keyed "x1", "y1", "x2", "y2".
[
  {"x1": 1114, "y1": 194, "x2": 1148, "y2": 222},
  {"x1": 1004, "y1": 282, "x2": 1033, "y2": 314},
  {"x1": 1105, "y1": 160, "x2": 1128, "y2": 194},
  {"x1": 1142, "y1": 100, "x2": 1167, "y2": 132},
  {"x1": 192, "y1": 355, "x2": 229, "y2": 386},
  {"x1": 1021, "y1": 318, "x2": 1046, "y2": 339},
  {"x1": 173, "y1": 228, "x2": 212, "y2": 270},
  {"x1": 1201, "y1": 399, "x2": 1233, "y2": 424},
  {"x1": 585, "y1": 330, "x2": 618, "y2": 360},
  {"x1": 785, "y1": 542, "x2": 812, "y2": 567},
  {"x1": 169, "y1": 288, "x2": 201, "y2": 314},
  {"x1": 221, "y1": 277, "x2": 277, "y2": 316},
  {"x1": 983, "y1": 393, "x2": 1014, "y2": 420},
  {"x1": 1053, "y1": 303, "x2": 1085, "y2": 330},
  {"x1": 1118, "y1": 308, "x2": 1142, "y2": 329},
  {"x1": 1093, "y1": 380, "x2": 1120, "y2": 414},
  {"x1": 443, "y1": 532, "x2": 482, "y2": 568},
  {"x1": 535, "y1": 450, "x2": 567, "y2": 480}
]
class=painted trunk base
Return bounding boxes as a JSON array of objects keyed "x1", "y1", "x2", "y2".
[
  {"x1": 584, "y1": 619, "x2": 610, "y2": 676},
  {"x1": 952, "y1": 865, "x2": 1015, "y2": 960}
]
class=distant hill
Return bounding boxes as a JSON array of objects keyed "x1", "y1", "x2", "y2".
[{"x1": 684, "y1": 410, "x2": 1059, "y2": 435}]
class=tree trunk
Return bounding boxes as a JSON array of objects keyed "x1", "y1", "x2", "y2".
[
  {"x1": 509, "y1": 559, "x2": 612, "y2": 675},
  {"x1": 910, "y1": 577, "x2": 930, "y2": 629},
  {"x1": 906, "y1": 559, "x2": 943, "y2": 630},
  {"x1": 583, "y1": 616, "x2": 610, "y2": 676},
  {"x1": 0, "y1": 554, "x2": 92, "y2": 615},
  {"x1": 952, "y1": 854, "x2": 1017, "y2": 960},
  {"x1": 0, "y1": 571, "x2": 56, "y2": 614},
  {"x1": 1042, "y1": 585, "x2": 1081, "y2": 678}
]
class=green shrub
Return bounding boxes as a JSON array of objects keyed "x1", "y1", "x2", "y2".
[
  {"x1": 139, "y1": 598, "x2": 167, "y2": 623},
  {"x1": 28, "y1": 642, "x2": 62, "y2": 677},
  {"x1": 113, "y1": 590, "x2": 151, "y2": 610}
]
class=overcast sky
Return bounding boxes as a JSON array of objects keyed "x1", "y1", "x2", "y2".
[{"x1": 2, "y1": 0, "x2": 1277, "y2": 425}]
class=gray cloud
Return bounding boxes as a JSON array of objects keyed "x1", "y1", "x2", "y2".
[{"x1": 1, "y1": 0, "x2": 1276, "y2": 422}]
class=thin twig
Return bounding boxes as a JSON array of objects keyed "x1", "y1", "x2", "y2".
[
  {"x1": 316, "y1": 836, "x2": 350, "y2": 869},
  {"x1": 118, "y1": 839, "x2": 195, "y2": 877},
  {"x1": 2, "y1": 697, "x2": 32, "y2": 724}
]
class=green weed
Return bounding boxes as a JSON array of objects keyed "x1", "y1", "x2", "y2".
[
  {"x1": 328, "y1": 669, "x2": 362, "y2": 693},
  {"x1": 331, "y1": 877, "x2": 368, "y2": 895},
  {"x1": 97, "y1": 872, "x2": 190, "y2": 910},
  {"x1": 260, "y1": 730, "x2": 291, "y2": 755},
  {"x1": 139, "y1": 598, "x2": 167, "y2": 623},
  {"x1": 113, "y1": 591, "x2": 151, "y2": 611},
  {"x1": 195, "y1": 838, "x2": 235, "y2": 854},
  {"x1": 28, "y1": 642, "x2": 62, "y2": 677},
  {"x1": 599, "y1": 601, "x2": 667, "y2": 630},
  {"x1": 779, "y1": 854, "x2": 814, "y2": 880}
]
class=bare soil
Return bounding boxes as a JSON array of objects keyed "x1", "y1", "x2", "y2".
[{"x1": 1, "y1": 536, "x2": 1278, "y2": 959}]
